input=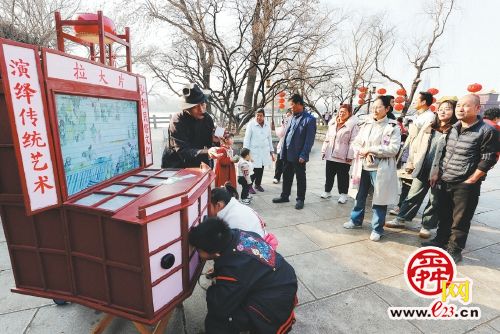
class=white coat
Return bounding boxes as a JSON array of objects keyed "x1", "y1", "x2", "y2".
[
  {"x1": 243, "y1": 119, "x2": 274, "y2": 168},
  {"x1": 350, "y1": 116, "x2": 401, "y2": 205},
  {"x1": 217, "y1": 198, "x2": 265, "y2": 237}
]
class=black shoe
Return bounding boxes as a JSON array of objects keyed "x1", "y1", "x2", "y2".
[
  {"x1": 421, "y1": 238, "x2": 446, "y2": 249},
  {"x1": 295, "y1": 200, "x2": 304, "y2": 210},
  {"x1": 273, "y1": 197, "x2": 290, "y2": 203},
  {"x1": 447, "y1": 249, "x2": 463, "y2": 264}
]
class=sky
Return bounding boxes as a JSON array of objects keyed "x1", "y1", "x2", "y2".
[
  {"x1": 324, "y1": 0, "x2": 500, "y2": 96},
  {"x1": 77, "y1": 0, "x2": 500, "y2": 113}
]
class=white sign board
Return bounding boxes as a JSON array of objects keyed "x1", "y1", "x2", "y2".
[
  {"x1": 1, "y1": 43, "x2": 59, "y2": 213},
  {"x1": 45, "y1": 52, "x2": 137, "y2": 91},
  {"x1": 138, "y1": 77, "x2": 153, "y2": 166}
]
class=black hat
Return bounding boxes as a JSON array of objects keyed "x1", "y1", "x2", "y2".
[{"x1": 181, "y1": 83, "x2": 210, "y2": 109}]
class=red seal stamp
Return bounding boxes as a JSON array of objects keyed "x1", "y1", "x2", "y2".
[{"x1": 405, "y1": 247, "x2": 456, "y2": 298}]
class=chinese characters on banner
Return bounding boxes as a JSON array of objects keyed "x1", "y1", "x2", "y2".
[
  {"x1": 1, "y1": 43, "x2": 58, "y2": 212},
  {"x1": 45, "y1": 51, "x2": 137, "y2": 91},
  {"x1": 138, "y1": 77, "x2": 153, "y2": 166}
]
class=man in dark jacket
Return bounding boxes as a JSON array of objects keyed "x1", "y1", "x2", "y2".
[
  {"x1": 161, "y1": 83, "x2": 218, "y2": 168},
  {"x1": 189, "y1": 217, "x2": 298, "y2": 334},
  {"x1": 423, "y1": 94, "x2": 499, "y2": 263},
  {"x1": 273, "y1": 94, "x2": 317, "y2": 209}
]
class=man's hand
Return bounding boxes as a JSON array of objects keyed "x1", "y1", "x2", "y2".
[
  {"x1": 346, "y1": 158, "x2": 352, "y2": 163},
  {"x1": 322, "y1": 154, "x2": 325, "y2": 160},
  {"x1": 429, "y1": 175, "x2": 439, "y2": 188},
  {"x1": 299, "y1": 158, "x2": 305, "y2": 164},
  {"x1": 271, "y1": 152, "x2": 276, "y2": 162},
  {"x1": 208, "y1": 147, "x2": 223, "y2": 159},
  {"x1": 463, "y1": 170, "x2": 486, "y2": 185}
]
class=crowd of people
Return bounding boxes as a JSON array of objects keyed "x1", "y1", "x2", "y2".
[{"x1": 161, "y1": 83, "x2": 499, "y2": 333}]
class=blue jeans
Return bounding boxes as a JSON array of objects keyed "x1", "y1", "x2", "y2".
[{"x1": 350, "y1": 169, "x2": 388, "y2": 234}]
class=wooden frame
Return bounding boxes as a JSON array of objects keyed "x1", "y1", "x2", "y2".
[
  {"x1": 0, "y1": 38, "x2": 62, "y2": 215},
  {"x1": 41, "y1": 48, "x2": 145, "y2": 202},
  {"x1": 0, "y1": 22, "x2": 214, "y2": 329},
  {"x1": 54, "y1": 11, "x2": 132, "y2": 72}
]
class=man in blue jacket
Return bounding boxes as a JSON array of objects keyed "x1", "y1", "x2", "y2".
[{"x1": 273, "y1": 94, "x2": 317, "y2": 209}]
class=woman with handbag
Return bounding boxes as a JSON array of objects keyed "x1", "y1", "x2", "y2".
[
  {"x1": 344, "y1": 96, "x2": 401, "y2": 241},
  {"x1": 320, "y1": 104, "x2": 359, "y2": 203}
]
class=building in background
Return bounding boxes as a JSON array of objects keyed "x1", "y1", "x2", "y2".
[{"x1": 479, "y1": 91, "x2": 500, "y2": 113}]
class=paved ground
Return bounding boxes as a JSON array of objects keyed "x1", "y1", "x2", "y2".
[{"x1": 1, "y1": 128, "x2": 499, "y2": 333}]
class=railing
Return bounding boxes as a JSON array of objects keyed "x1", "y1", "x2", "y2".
[
  {"x1": 150, "y1": 114, "x2": 172, "y2": 129},
  {"x1": 148, "y1": 114, "x2": 323, "y2": 130}
]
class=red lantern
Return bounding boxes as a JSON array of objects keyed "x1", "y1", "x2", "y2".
[
  {"x1": 467, "y1": 83, "x2": 482, "y2": 93},
  {"x1": 394, "y1": 103, "x2": 404, "y2": 111},
  {"x1": 395, "y1": 96, "x2": 405, "y2": 103},
  {"x1": 359, "y1": 92, "x2": 367, "y2": 99},
  {"x1": 73, "y1": 13, "x2": 117, "y2": 44},
  {"x1": 278, "y1": 91, "x2": 286, "y2": 98},
  {"x1": 377, "y1": 88, "x2": 386, "y2": 95},
  {"x1": 358, "y1": 87, "x2": 368, "y2": 93},
  {"x1": 427, "y1": 88, "x2": 439, "y2": 95},
  {"x1": 278, "y1": 98, "x2": 285, "y2": 104},
  {"x1": 432, "y1": 97, "x2": 437, "y2": 103},
  {"x1": 279, "y1": 103, "x2": 285, "y2": 109},
  {"x1": 358, "y1": 99, "x2": 365, "y2": 105},
  {"x1": 396, "y1": 88, "x2": 406, "y2": 96},
  {"x1": 430, "y1": 105, "x2": 436, "y2": 112}
]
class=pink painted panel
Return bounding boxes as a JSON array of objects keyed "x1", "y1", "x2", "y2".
[
  {"x1": 151, "y1": 269, "x2": 183, "y2": 312},
  {"x1": 147, "y1": 212, "x2": 181, "y2": 252},
  {"x1": 189, "y1": 252, "x2": 200, "y2": 281},
  {"x1": 149, "y1": 241, "x2": 182, "y2": 282},
  {"x1": 188, "y1": 200, "x2": 199, "y2": 228},
  {"x1": 144, "y1": 196, "x2": 182, "y2": 217}
]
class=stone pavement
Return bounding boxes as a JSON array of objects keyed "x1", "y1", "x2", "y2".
[{"x1": 1, "y1": 128, "x2": 499, "y2": 333}]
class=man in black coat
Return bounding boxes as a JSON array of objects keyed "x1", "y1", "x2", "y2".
[
  {"x1": 161, "y1": 84, "x2": 218, "y2": 168},
  {"x1": 423, "y1": 94, "x2": 499, "y2": 263},
  {"x1": 189, "y1": 217, "x2": 298, "y2": 334}
]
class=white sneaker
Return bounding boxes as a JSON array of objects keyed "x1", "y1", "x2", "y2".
[
  {"x1": 240, "y1": 199, "x2": 251, "y2": 205},
  {"x1": 320, "y1": 191, "x2": 332, "y2": 199},
  {"x1": 386, "y1": 218, "x2": 406, "y2": 228},
  {"x1": 389, "y1": 207, "x2": 400, "y2": 215},
  {"x1": 338, "y1": 194, "x2": 348, "y2": 204},
  {"x1": 272, "y1": 178, "x2": 279, "y2": 184},
  {"x1": 370, "y1": 231, "x2": 381, "y2": 241},
  {"x1": 343, "y1": 221, "x2": 362, "y2": 229},
  {"x1": 419, "y1": 227, "x2": 431, "y2": 239}
]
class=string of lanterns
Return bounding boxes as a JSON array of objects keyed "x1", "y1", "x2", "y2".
[
  {"x1": 357, "y1": 86, "x2": 368, "y2": 105},
  {"x1": 354, "y1": 82, "x2": 483, "y2": 112},
  {"x1": 278, "y1": 91, "x2": 286, "y2": 110}
]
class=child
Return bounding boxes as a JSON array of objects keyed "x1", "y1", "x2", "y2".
[
  {"x1": 211, "y1": 182, "x2": 279, "y2": 250},
  {"x1": 214, "y1": 133, "x2": 237, "y2": 187},
  {"x1": 237, "y1": 148, "x2": 253, "y2": 205},
  {"x1": 189, "y1": 217, "x2": 297, "y2": 334}
]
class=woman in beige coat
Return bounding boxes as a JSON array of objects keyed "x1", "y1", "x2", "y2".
[{"x1": 344, "y1": 96, "x2": 401, "y2": 241}]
